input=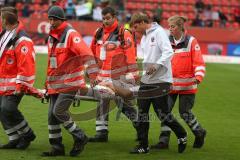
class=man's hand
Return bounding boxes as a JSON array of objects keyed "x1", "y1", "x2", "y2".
[
  {"x1": 90, "y1": 79, "x2": 99, "y2": 87},
  {"x1": 146, "y1": 65, "x2": 157, "y2": 75},
  {"x1": 194, "y1": 78, "x2": 200, "y2": 84}
]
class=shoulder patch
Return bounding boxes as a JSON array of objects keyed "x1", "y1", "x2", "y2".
[
  {"x1": 73, "y1": 36, "x2": 81, "y2": 43},
  {"x1": 7, "y1": 58, "x2": 14, "y2": 64},
  {"x1": 195, "y1": 44, "x2": 200, "y2": 51},
  {"x1": 151, "y1": 37, "x2": 155, "y2": 42},
  {"x1": 21, "y1": 46, "x2": 29, "y2": 54}
]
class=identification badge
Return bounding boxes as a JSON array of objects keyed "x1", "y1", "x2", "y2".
[
  {"x1": 100, "y1": 47, "x2": 106, "y2": 60},
  {"x1": 50, "y1": 56, "x2": 57, "y2": 68}
]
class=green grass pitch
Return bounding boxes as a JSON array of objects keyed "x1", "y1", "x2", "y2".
[{"x1": 0, "y1": 54, "x2": 239, "y2": 160}]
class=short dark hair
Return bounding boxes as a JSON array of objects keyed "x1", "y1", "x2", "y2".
[
  {"x1": 102, "y1": 7, "x2": 116, "y2": 17},
  {"x1": 0, "y1": 7, "x2": 18, "y2": 25}
]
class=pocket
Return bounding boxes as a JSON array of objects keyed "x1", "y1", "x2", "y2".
[
  {"x1": 179, "y1": 52, "x2": 189, "y2": 57},
  {"x1": 55, "y1": 48, "x2": 67, "y2": 66},
  {"x1": 55, "y1": 48, "x2": 66, "y2": 54},
  {"x1": 4, "y1": 51, "x2": 17, "y2": 72}
]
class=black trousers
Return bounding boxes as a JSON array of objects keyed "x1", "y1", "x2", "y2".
[
  {"x1": 159, "y1": 94, "x2": 205, "y2": 144},
  {"x1": 0, "y1": 95, "x2": 34, "y2": 142},
  {"x1": 137, "y1": 83, "x2": 187, "y2": 147},
  {"x1": 48, "y1": 92, "x2": 85, "y2": 147}
]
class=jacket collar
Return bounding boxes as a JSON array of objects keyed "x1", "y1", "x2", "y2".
[
  {"x1": 170, "y1": 33, "x2": 186, "y2": 45},
  {"x1": 145, "y1": 22, "x2": 159, "y2": 35},
  {"x1": 49, "y1": 21, "x2": 68, "y2": 41},
  {"x1": 103, "y1": 20, "x2": 118, "y2": 34},
  {"x1": 0, "y1": 21, "x2": 25, "y2": 40}
]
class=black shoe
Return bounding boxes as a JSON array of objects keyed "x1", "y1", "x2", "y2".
[
  {"x1": 151, "y1": 142, "x2": 169, "y2": 149},
  {"x1": 178, "y1": 137, "x2": 187, "y2": 153},
  {"x1": 0, "y1": 140, "x2": 19, "y2": 149},
  {"x1": 41, "y1": 146, "x2": 65, "y2": 157},
  {"x1": 193, "y1": 130, "x2": 206, "y2": 148},
  {"x1": 16, "y1": 133, "x2": 36, "y2": 150},
  {"x1": 88, "y1": 134, "x2": 108, "y2": 142},
  {"x1": 130, "y1": 145, "x2": 149, "y2": 154},
  {"x1": 69, "y1": 135, "x2": 88, "y2": 157}
]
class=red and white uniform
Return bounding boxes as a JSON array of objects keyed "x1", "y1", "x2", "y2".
[
  {"x1": 0, "y1": 22, "x2": 36, "y2": 95},
  {"x1": 46, "y1": 21, "x2": 98, "y2": 94},
  {"x1": 170, "y1": 34, "x2": 206, "y2": 94},
  {"x1": 90, "y1": 20, "x2": 138, "y2": 84}
]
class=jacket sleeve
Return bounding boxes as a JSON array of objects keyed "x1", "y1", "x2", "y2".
[
  {"x1": 191, "y1": 38, "x2": 206, "y2": 83},
  {"x1": 90, "y1": 30, "x2": 98, "y2": 56},
  {"x1": 68, "y1": 31, "x2": 99, "y2": 81},
  {"x1": 156, "y1": 28, "x2": 174, "y2": 72},
  {"x1": 123, "y1": 30, "x2": 139, "y2": 83},
  {"x1": 15, "y1": 38, "x2": 36, "y2": 90}
]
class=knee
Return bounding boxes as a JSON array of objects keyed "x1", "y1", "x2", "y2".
[
  {"x1": 1, "y1": 105, "x2": 15, "y2": 116},
  {"x1": 52, "y1": 107, "x2": 62, "y2": 119}
]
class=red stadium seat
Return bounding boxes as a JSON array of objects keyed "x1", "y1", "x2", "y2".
[
  {"x1": 188, "y1": 12, "x2": 195, "y2": 20},
  {"x1": 162, "y1": 12, "x2": 170, "y2": 19},
  {"x1": 186, "y1": 5, "x2": 194, "y2": 12},
  {"x1": 178, "y1": 5, "x2": 186, "y2": 12},
  {"x1": 30, "y1": 11, "x2": 41, "y2": 19},
  {"x1": 212, "y1": 0, "x2": 220, "y2": 5},
  {"x1": 231, "y1": 0, "x2": 240, "y2": 7},
  {"x1": 34, "y1": 0, "x2": 42, "y2": 4},
  {"x1": 232, "y1": 22, "x2": 239, "y2": 29},
  {"x1": 188, "y1": 0, "x2": 195, "y2": 5},
  {"x1": 222, "y1": 7, "x2": 229, "y2": 14},
  {"x1": 221, "y1": 0, "x2": 229, "y2": 6},
  {"x1": 42, "y1": 12, "x2": 48, "y2": 19},
  {"x1": 126, "y1": 2, "x2": 134, "y2": 10},
  {"x1": 16, "y1": 2, "x2": 23, "y2": 10},
  {"x1": 161, "y1": 0, "x2": 169, "y2": 3},
  {"x1": 169, "y1": 11, "x2": 177, "y2": 17},
  {"x1": 178, "y1": 0, "x2": 187, "y2": 4},
  {"x1": 225, "y1": 22, "x2": 231, "y2": 28},
  {"x1": 213, "y1": 21, "x2": 220, "y2": 28},
  {"x1": 161, "y1": 3, "x2": 169, "y2": 11},
  {"x1": 161, "y1": 19, "x2": 168, "y2": 28},
  {"x1": 169, "y1": 4, "x2": 178, "y2": 11}
]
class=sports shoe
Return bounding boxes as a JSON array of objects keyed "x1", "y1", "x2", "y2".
[
  {"x1": 130, "y1": 145, "x2": 149, "y2": 154},
  {"x1": 151, "y1": 142, "x2": 169, "y2": 149},
  {"x1": 0, "y1": 140, "x2": 19, "y2": 149},
  {"x1": 88, "y1": 132, "x2": 108, "y2": 142},
  {"x1": 41, "y1": 145, "x2": 65, "y2": 157},
  {"x1": 193, "y1": 129, "x2": 206, "y2": 148},
  {"x1": 16, "y1": 132, "x2": 36, "y2": 150},
  {"x1": 178, "y1": 137, "x2": 187, "y2": 153},
  {"x1": 69, "y1": 135, "x2": 88, "y2": 157}
]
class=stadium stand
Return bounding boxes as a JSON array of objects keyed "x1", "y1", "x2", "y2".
[
  {"x1": 9, "y1": 0, "x2": 239, "y2": 28},
  {"x1": 125, "y1": 0, "x2": 240, "y2": 28}
]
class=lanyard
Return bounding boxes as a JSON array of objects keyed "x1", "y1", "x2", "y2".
[
  {"x1": 50, "y1": 38, "x2": 58, "y2": 57},
  {"x1": 0, "y1": 31, "x2": 12, "y2": 49},
  {"x1": 0, "y1": 30, "x2": 15, "y2": 59}
]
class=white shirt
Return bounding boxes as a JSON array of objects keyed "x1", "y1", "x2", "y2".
[{"x1": 140, "y1": 22, "x2": 174, "y2": 84}]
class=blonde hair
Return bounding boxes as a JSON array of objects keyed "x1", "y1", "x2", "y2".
[{"x1": 168, "y1": 15, "x2": 188, "y2": 31}]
